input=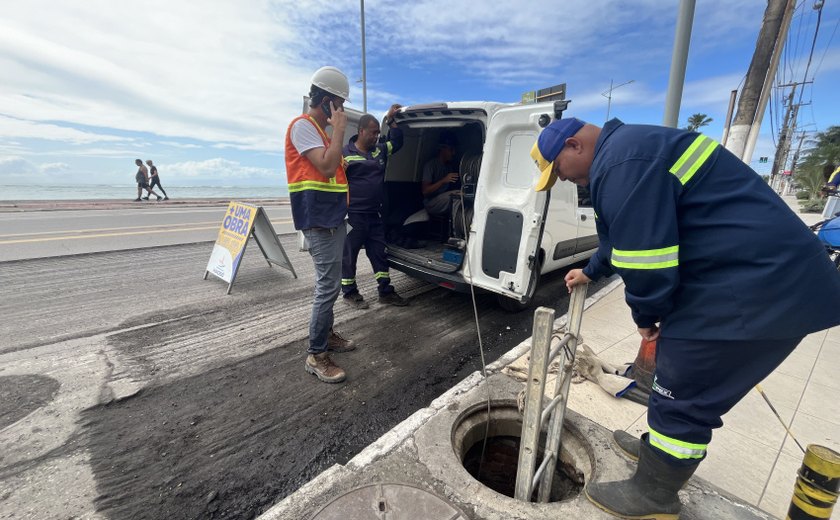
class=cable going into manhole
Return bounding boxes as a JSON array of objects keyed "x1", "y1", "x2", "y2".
[{"x1": 458, "y1": 188, "x2": 492, "y2": 481}]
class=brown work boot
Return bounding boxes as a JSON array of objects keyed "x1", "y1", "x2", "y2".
[
  {"x1": 305, "y1": 352, "x2": 346, "y2": 383},
  {"x1": 327, "y1": 329, "x2": 356, "y2": 353}
]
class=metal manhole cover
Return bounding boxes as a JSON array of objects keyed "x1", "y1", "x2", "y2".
[{"x1": 310, "y1": 482, "x2": 470, "y2": 519}]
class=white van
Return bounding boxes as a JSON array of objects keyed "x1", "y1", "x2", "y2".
[{"x1": 376, "y1": 100, "x2": 598, "y2": 310}]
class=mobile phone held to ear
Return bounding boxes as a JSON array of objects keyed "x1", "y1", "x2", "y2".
[{"x1": 321, "y1": 99, "x2": 332, "y2": 118}]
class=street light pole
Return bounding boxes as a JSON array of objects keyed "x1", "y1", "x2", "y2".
[
  {"x1": 662, "y1": 0, "x2": 696, "y2": 127},
  {"x1": 360, "y1": 0, "x2": 367, "y2": 113},
  {"x1": 601, "y1": 79, "x2": 634, "y2": 122}
]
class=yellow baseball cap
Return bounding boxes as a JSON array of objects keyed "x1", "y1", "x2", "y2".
[{"x1": 530, "y1": 118, "x2": 585, "y2": 191}]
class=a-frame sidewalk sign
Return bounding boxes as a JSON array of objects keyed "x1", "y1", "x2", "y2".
[{"x1": 203, "y1": 201, "x2": 297, "y2": 294}]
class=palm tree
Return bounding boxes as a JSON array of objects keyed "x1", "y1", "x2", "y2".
[
  {"x1": 794, "y1": 125, "x2": 840, "y2": 210},
  {"x1": 685, "y1": 113, "x2": 713, "y2": 132},
  {"x1": 799, "y1": 126, "x2": 840, "y2": 180}
]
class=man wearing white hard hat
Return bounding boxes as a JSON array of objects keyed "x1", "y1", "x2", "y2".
[{"x1": 284, "y1": 66, "x2": 355, "y2": 384}]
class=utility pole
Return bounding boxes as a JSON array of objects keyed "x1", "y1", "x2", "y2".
[
  {"x1": 790, "y1": 131, "x2": 808, "y2": 177},
  {"x1": 663, "y1": 0, "x2": 696, "y2": 128},
  {"x1": 725, "y1": 0, "x2": 793, "y2": 161},
  {"x1": 601, "y1": 79, "x2": 634, "y2": 122},
  {"x1": 721, "y1": 89, "x2": 738, "y2": 146},
  {"x1": 771, "y1": 84, "x2": 798, "y2": 182},
  {"x1": 771, "y1": 81, "x2": 812, "y2": 185}
]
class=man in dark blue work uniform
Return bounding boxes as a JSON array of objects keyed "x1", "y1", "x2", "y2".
[
  {"x1": 341, "y1": 105, "x2": 409, "y2": 308},
  {"x1": 532, "y1": 118, "x2": 840, "y2": 519}
]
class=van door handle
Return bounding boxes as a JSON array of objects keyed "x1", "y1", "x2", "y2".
[{"x1": 580, "y1": 214, "x2": 587, "y2": 221}]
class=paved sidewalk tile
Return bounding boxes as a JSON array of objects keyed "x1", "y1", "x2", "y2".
[
  {"x1": 758, "y1": 371, "x2": 808, "y2": 411},
  {"x1": 810, "y1": 359, "x2": 840, "y2": 393},
  {"x1": 775, "y1": 350, "x2": 819, "y2": 380},
  {"x1": 723, "y1": 390, "x2": 796, "y2": 450},
  {"x1": 797, "y1": 381, "x2": 840, "y2": 422},
  {"x1": 759, "y1": 451, "x2": 800, "y2": 519},
  {"x1": 781, "y1": 411, "x2": 839, "y2": 459},
  {"x1": 698, "y1": 426, "x2": 779, "y2": 505}
]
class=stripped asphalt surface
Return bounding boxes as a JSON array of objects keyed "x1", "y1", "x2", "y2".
[{"x1": 0, "y1": 234, "x2": 609, "y2": 519}]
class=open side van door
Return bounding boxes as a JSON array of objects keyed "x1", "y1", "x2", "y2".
[{"x1": 465, "y1": 105, "x2": 549, "y2": 303}]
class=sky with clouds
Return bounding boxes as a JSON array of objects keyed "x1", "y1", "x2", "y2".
[{"x1": 1, "y1": 0, "x2": 838, "y2": 189}]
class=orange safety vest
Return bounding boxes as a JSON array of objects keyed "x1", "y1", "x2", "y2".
[{"x1": 284, "y1": 114, "x2": 347, "y2": 229}]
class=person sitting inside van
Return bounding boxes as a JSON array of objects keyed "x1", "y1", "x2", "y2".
[{"x1": 421, "y1": 132, "x2": 461, "y2": 217}]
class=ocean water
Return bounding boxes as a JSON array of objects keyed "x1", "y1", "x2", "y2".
[{"x1": 0, "y1": 184, "x2": 289, "y2": 201}]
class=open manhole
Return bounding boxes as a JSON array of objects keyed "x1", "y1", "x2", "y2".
[
  {"x1": 451, "y1": 400, "x2": 590, "y2": 502},
  {"x1": 310, "y1": 482, "x2": 469, "y2": 519}
]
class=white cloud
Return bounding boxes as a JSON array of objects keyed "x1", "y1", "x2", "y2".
[
  {"x1": 0, "y1": 156, "x2": 74, "y2": 182},
  {"x1": 0, "y1": 115, "x2": 129, "y2": 144},
  {"x1": 0, "y1": 156, "x2": 38, "y2": 175},
  {"x1": 0, "y1": 0, "x2": 317, "y2": 152},
  {"x1": 40, "y1": 162, "x2": 70, "y2": 173},
  {"x1": 163, "y1": 158, "x2": 278, "y2": 183},
  {"x1": 158, "y1": 141, "x2": 201, "y2": 149}
]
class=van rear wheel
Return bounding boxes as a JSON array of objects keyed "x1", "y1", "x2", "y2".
[{"x1": 496, "y1": 266, "x2": 541, "y2": 312}]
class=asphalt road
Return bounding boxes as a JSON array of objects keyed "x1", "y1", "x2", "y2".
[
  {"x1": 0, "y1": 207, "x2": 610, "y2": 519},
  {"x1": 0, "y1": 202, "x2": 293, "y2": 261}
]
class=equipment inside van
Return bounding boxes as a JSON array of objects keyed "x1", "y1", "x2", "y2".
[{"x1": 379, "y1": 100, "x2": 599, "y2": 311}]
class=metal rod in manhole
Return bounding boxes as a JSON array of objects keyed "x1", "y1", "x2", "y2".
[{"x1": 514, "y1": 283, "x2": 588, "y2": 502}]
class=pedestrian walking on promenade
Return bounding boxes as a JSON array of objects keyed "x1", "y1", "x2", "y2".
[
  {"x1": 133, "y1": 159, "x2": 162, "y2": 201},
  {"x1": 532, "y1": 118, "x2": 840, "y2": 519},
  {"x1": 285, "y1": 66, "x2": 355, "y2": 384},
  {"x1": 146, "y1": 160, "x2": 169, "y2": 200}
]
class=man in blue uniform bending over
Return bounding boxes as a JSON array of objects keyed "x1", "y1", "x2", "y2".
[
  {"x1": 341, "y1": 105, "x2": 409, "y2": 308},
  {"x1": 532, "y1": 118, "x2": 840, "y2": 519}
]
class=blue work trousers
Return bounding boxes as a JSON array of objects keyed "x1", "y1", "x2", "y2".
[
  {"x1": 303, "y1": 225, "x2": 346, "y2": 354},
  {"x1": 341, "y1": 212, "x2": 394, "y2": 296},
  {"x1": 647, "y1": 335, "x2": 802, "y2": 465}
]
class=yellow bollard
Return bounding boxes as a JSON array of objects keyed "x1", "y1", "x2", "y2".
[{"x1": 787, "y1": 444, "x2": 840, "y2": 520}]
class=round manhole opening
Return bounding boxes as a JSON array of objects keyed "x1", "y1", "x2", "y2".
[
  {"x1": 451, "y1": 400, "x2": 589, "y2": 502},
  {"x1": 310, "y1": 482, "x2": 469, "y2": 519}
]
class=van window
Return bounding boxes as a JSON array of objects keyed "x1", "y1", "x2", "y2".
[{"x1": 505, "y1": 133, "x2": 538, "y2": 189}]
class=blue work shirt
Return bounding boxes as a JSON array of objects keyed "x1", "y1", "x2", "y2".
[
  {"x1": 342, "y1": 127, "x2": 403, "y2": 213},
  {"x1": 582, "y1": 119, "x2": 840, "y2": 341}
]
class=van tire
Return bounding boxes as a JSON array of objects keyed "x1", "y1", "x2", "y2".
[{"x1": 496, "y1": 266, "x2": 541, "y2": 312}]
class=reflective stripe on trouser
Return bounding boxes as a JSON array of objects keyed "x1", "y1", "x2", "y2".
[
  {"x1": 304, "y1": 225, "x2": 346, "y2": 354},
  {"x1": 647, "y1": 335, "x2": 802, "y2": 465},
  {"x1": 669, "y1": 135, "x2": 719, "y2": 185},
  {"x1": 341, "y1": 212, "x2": 394, "y2": 296},
  {"x1": 611, "y1": 245, "x2": 678, "y2": 270}
]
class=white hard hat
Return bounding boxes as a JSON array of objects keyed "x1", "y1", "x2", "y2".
[{"x1": 310, "y1": 66, "x2": 350, "y2": 102}]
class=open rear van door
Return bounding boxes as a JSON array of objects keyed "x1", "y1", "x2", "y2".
[{"x1": 465, "y1": 105, "x2": 549, "y2": 303}]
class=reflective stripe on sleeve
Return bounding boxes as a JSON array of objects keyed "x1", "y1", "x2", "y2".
[
  {"x1": 611, "y1": 245, "x2": 679, "y2": 269},
  {"x1": 669, "y1": 135, "x2": 718, "y2": 185},
  {"x1": 649, "y1": 428, "x2": 707, "y2": 459},
  {"x1": 386, "y1": 142, "x2": 394, "y2": 155}
]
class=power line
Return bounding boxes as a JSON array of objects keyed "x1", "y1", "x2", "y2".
[
  {"x1": 787, "y1": 1, "x2": 806, "y2": 78},
  {"x1": 812, "y1": 10, "x2": 839, "y2": 77}
]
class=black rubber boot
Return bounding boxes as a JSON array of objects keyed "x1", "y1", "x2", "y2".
[
  {"x1": 586, "y1": 440, "x2": 699, "y2": 519},
  {"x1": 613, "y1": 430, "x2": 641, "y2": 462}
]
